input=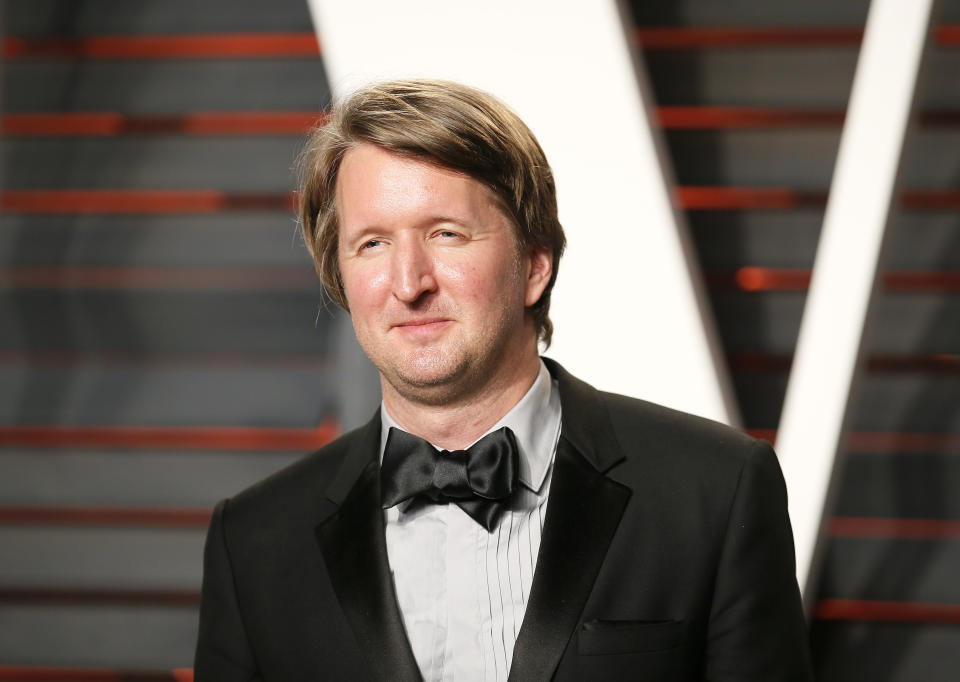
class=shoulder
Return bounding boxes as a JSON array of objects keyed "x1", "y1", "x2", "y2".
[
  {"x1": 218, "y1": 424, "x2": 372, "y2": 533},
  {"x1": 598, "y1": 390, "x2": 779, "y2": 485}
]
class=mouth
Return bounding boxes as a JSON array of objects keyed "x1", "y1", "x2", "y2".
[
  {"x1": 393, "y1": 317, "x2": 450, "y2": 328},
  {"x1": 390, "y1": 318, "x2": 452, "y2": 335}
]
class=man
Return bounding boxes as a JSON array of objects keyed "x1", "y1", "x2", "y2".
[{"x1": 195, "y1": 79, "x2": 813, "y2": 681}]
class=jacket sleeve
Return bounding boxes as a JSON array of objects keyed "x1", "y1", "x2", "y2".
[
  {"x1": 704, "y1": 440, "x2": 815, "y2": 681},
  {"x1": 194, "y1": 498, "x2": 263, "y2": 681}
]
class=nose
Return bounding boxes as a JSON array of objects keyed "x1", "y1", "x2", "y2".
[{"x1": 391, "y1": 237, "x2": 437, "y2": 303}]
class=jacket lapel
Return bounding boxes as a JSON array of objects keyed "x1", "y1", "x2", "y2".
[
  {"x1": 315, "y1": 413, "x2": 422, "y2": 682},
  {"x1": 508, "y1": 359, "x2": 633, "y2": 681}
]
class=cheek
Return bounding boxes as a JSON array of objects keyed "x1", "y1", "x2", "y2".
[
  {"x1": 434, "y1": 257, "x2": 471, "y2": 288},
  {"x1": 437, "y1": 254, "x2": 523, "y2": 317},
  {"x1": 435, "y1": 258, "x2": 494, "y2": 310},
  {"x1": 342, "y1": 262, "x2": 390, "y2": 313}
]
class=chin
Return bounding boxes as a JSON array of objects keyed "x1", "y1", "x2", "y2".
[{"x1": 383, "y1": 353, "x2": 476, "y2": 405}]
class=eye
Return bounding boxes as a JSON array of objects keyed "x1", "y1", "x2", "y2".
[
  {"x1": 434, "y1": 230, "x2": 463, "y2": 240},
  {"x1": 361, "y1": 238, "x2": 383, "y2": 250}
]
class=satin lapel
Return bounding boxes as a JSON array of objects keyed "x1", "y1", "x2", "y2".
[
  {"x1": 508, "y1": 436, "x2": 631, "y2": 681},
  {"x1": 315, "y1": 417, "x2": 422, "y2": 682}
]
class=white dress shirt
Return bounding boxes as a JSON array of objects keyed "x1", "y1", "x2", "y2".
[{"x1": 380, "y1": 361, "x2": 562, "y2": 682}]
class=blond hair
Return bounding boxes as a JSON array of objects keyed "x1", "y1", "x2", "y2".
[{"x1": 297, "y1": 79, "x2": 566, "y2": 346}]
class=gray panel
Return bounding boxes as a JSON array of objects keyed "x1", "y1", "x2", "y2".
[
  {"x1": 691, "y1": 210, "x2": 824, "y2": 269},
  {"x1": 0, "y1": 363, "x2": 338, "y2": 426},
  {"x1": 646, "y1": 48, "x2": 859, "y2": 107},
  {"x1": 691, "y1": 211, "x2": 960, "y2": 269},
  {"x1": 733, "y1": 372, "x2": 960, "y2": 431},
  {"x1": 836, "y1": 453, "x2": 960, "y2": 519},
  {"x1": 811, "y1": 622, "x2": 960, "y2": 682},
  {"x1": 731, "y1": 373, "x2": 785, "y2": 428},
  {"x1": 712, "y1": 290, "x2": 805, "y2": 352},
  {"x1": 5, "y1": 0, "x2": 315, "y2": 35},
  {"x1": 332, "y1": 305, "x2": 381, "y2": 432},
  {"x1": 868, "y1": 292, "x2": 960, "y2": 355},
  {"x1": 2, "y1": 59, "x2": 330, "y2": 113},
  {"x1": 852, "y1": 373, "x2": 960, "y2": 433},
  {"x1": 820, "y1": 537, "x2": 960, "y2": 603},
  {"x1": 3, "y1": 137, "x2": 306, "y2": 191},
  {"x1": 0, "y1": 527, "x2": 203, "y2": 589},
  {"x1": 0, "y1": 214, "x2": 313, "y2": 268},
  {"x1": 0, "y1": 450, "x2": 303, "y2": 505},
  {"x1": 0, "y1": 604, "x2": 196, "y2": 667},
  {"x1": 629, "y1": 0, "x2": 871, "y2": 26},
  {"x1": 668, "y1": 129, "x2": 960, "y2": 187},
  {"x1": 0, "y1": 289, "x2": 333, "y2": 352},
  {"x1": 668, "y1": 129, "x2": 839, "y2": 188},
  {"x1": 646, "y1": 48, "x2": 960, "y2": 107},
  {"x1": 713, "y1": 292, "x2": 960, "y2": 353}
]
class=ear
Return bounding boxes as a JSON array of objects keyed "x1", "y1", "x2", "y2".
[{"x1": 524, "y1": 247, "x2": 553, "y2": 308}]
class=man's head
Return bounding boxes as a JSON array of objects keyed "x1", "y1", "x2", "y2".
[{"x1": 297, "y1": 78, "x2": 565, "y2": 347}]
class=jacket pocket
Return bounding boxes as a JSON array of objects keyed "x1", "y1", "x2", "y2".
[{"x1": 579, "y1": 619, "x2": 686, "y2": 655}]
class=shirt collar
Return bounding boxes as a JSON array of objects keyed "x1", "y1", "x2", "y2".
[{"x1": 379, "y1": 359, "x2": 561, "y2": 493}]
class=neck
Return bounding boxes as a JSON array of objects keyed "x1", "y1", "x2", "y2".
[{"x1": 381, "y1": 345, "x2": 541, "y2": 451}]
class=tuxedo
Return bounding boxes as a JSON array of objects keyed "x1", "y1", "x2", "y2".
[{"x1": 195, "y1": 358, "x2": 813, "y2": 681}]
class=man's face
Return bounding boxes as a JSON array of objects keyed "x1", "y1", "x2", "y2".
[{"x1": 336, "y1": 143, "x2": 551, "y2": 406}]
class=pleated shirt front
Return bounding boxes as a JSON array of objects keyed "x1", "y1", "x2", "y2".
[{"x1": 380, "y1": 361, "x2": 562, "y2": 682}]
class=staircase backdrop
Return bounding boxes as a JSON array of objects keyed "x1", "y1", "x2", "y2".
[{"x1": 1, "y1": 0, "x2": 958, "y2": 679}]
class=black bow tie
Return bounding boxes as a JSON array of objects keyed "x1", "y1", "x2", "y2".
[{"x1": 380, "y1": 426, "x2": 521, "y2": 531}]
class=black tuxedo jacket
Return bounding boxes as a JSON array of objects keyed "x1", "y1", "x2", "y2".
[{"x1": 195, "y1": 358, "x2": 813, "y2": 681}]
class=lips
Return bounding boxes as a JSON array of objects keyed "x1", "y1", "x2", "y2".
[
  {"x1": 392, "y1": 318, "x2": 450, "y2": 329},
  {"x1": 390, "y1": 318, "x2": 452, "y2": 337}
]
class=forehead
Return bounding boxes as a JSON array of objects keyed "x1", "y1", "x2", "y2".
[{"x1": 335, "y1": 144, "x2": 510, "y2": 232}]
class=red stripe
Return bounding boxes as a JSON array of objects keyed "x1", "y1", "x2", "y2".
[
  {"x1": 729, "y1": 267, "x2": 809, "y2": 291},
  {"x1": 864, "y1": 354, "x2": 960, "y2": 372},
  {"x1": 746, "y1": 429, "x2": 960, "y2": 455},
  {"x1": 0, "y1": 505, "x2": 211, "y2": 528},
  {"x1": 830, "y1": 517, "x2": 960, "y2": 540},
  {"x1": 4, "y1": 188, "x2": 956, "y2": 214},
  {"x1": 707, "y1": 268, "x2": 960, "y2": 292},
  {"x1": 4, "y1": 26, "x2": 957, "y2": 60},
  {"x1": 0, "y1": 190, "x2": 294, "y2": 214},
  {"x1": 847, "y1": 433, "x2": 960, "y2": 454},
  {"x1": 2, "y1": 33, "x2": 319, "y2": 59},
  {"x1": 7, "y1": 108, "x2": 959, "y2": 136},
  {"x1": 0, "y1": 587, "x2": 200, "y2": 607},
  {"x1": 0, "y1": 265, "x2": 317, "y2": 289},
  {"x1": 0, "y1": 423, "x2": 338, "y2": 451},
  {"x1": 680, "y1": 187, "x2": 960, "y2": 210},
  {"x1": 2, "y1": 111, "x2": 327, "y2": 136},
  {"x1": 935, "y1": 25, "x2": 960, "y2": 44},
  {"x1": 2, "y1": 190, "x2": 223, "y2": 213},
  {"x1": 676, "y1": 187, "x2": 827, "y2": 209},
  {"x1": 729, "y1": 352, "x2": 960, "y2": 373},
  {"x1": 0, "y1": 667, "x2": 190, "y2": 682},
  {"x1": 901, "y1": 190, "x2": 960, "y2": 210},
  {"x1": 659, "y1": 108, "x2": 959, "y2": 129},
  {"x1": 816, "y1": 598, "x2": 960, "y2": 623},
  {"x1": 636, "y1": 26, "x2": 864, "y2": 48},
  {"x1": 0, "y1": 349, "x2": 326, "y2": 368},
  {"x1": 659, "y1": 106, "x2": 846, "y2": 128},
  {"x1": 885, "y1": 271, "x2": 960, "y2": 291},
  {"x1": 635, "y1": 25, "x2": 960, "y2": 49}
]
